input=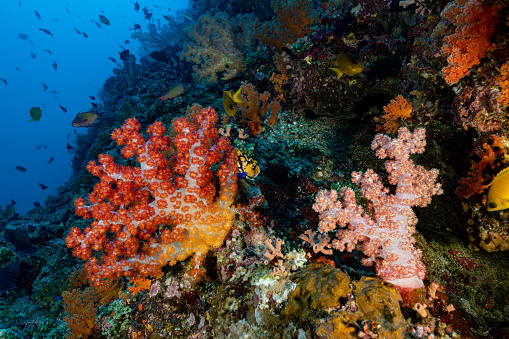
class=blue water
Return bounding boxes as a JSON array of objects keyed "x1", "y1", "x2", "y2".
[{"x1": 0, "y1": 0, "x2": 188, "y2": 215}]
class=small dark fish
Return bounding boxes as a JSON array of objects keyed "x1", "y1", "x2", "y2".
[
  {"x1": 119, "y1": 49, "x2": 130, "y2": 61},
  {"x1": 0, "y1": 258, "x2": 20, "y2": 292},
  {"x1": 72, "y1": 110, "x2": 100, "y2": 127},
  {"x1": 99, "y1": 15, "x2": 110, "y2": 25},
  {"x1": 14, "y1": 66, "x2": 21, "y2": 72},
  {"x1": 5, "y1": 200, "x2": 17, "y2": 220},
  {"x1": 163, "y1": 15, "x2": 172, "y2": 22},
  {"x1": 42, "y1": 82, "x2": 48, "y2": 91},
  {"x1": 0, "y1": 78, "x2": 7, "y2": 86},
  {"x1": 82, "y1": 32, "x2": 88, "y2": 38},
  {"x1": 149, "y1": 49, "x2": 168, "y2": 63},
  {"x1": 33, "y1": 201, "x2": 41, "y2": 207},
  {"x1": 48, "y1": 157, "x2": 55, "y2": 164},
  {"x1": 34, "y1": 10, "x2": 41, "y2": 20},
  {"x1": 35, "y1": 143, "x2": 48, "y2": 150},
  {"x1": 43, "y1": 48, "x2": 52, "y2": 55},
  {"x1": 38, "y1": 183, "x2": 48, "y2": 190},
  {"x1": 66, "y1": 7, "x2": 70, "y2": 13},
  {"x1": 134, "y1": 1, "x2": 140, "y2": 12},
  {"x1": 39, "y1": 28, "x2": 53, "y2": 37},
  {"x1": 59, "y1": 103, "x2": 67, "y2": 113},
  {"x1": 133, "y1": 23, "x2": 141, "y2": 31},
  {"x1": 143, "y1": 8, "x2": 152, "y2": 20},
  {"x1": 90, "y1": 102, "x2": 98, "y2": 108},
  {"x1": 116, "y1": 94, "x2": 126, "y2": 104},
  {"x1": 30, "y1": 51, "x2": 37, "y2": 59},
  {"x1": 18, "y1": 33, "x2": 29, "y2": 40},
  {"x1": 108, "y1": 57, "x2": 117, "y2": 63},
  {"x1": 4, "y1": 229, "x2": 38, "y2": 255},
  {"x1": 15, "y1": 166, "x2": 27, "y2": 172},
  {"x1": 74, "y1": 27, "x2": 81, "y2": 35},
  {"x1": 89, "y1": 95, "x2": 95, "y2": 100},
  {"x1": 125, "y1": 40, "x2": 129, "y2": 44},
  {"x1": 303, "y1": 108, "x2": 320, "y2": 119},
  {"x1": 52, "y1": 60, "x2": 58, "y2": 71},
  {"x1": 66, "y1": 143, "x2": 73, "y2": 151},
  {"x1": 95, "y1": 21, "x2": 102, "y2": 28}
]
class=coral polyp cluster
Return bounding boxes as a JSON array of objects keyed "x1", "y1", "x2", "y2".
[{"x1": 66, "y1": 107, "x2": 238, "y2": 285}]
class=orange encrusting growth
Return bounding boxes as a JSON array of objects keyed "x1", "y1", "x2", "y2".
[
  {"x1": 66, "y1": 107, "x2": 237, "y2": 285},
  {"x1": 496, "y1": 62, "x2": 509, "y2": 108}
]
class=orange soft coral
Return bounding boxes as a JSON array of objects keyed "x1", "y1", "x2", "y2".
[
  {"x1": 440, "y1": 0, "x2": 500, "y2": 84},
  {"x1": 257, "y1": 0, "x2": 319, "y2": 50},
  {"x1": 66, "y1": 107, "x2": 237, "y2": 285},
  {"x1": 374, "y1": 95, "x2": 412, "y2": 134},
  {"x1": 456, "y1": 135, "x2": 508, "y2": 198},
  {"x1": 237, "y1": 81, "x2": 281, "y2": 135}
]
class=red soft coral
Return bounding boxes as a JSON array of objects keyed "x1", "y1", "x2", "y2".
[{"x1": 440, "y1": 0, "x2": 500, "y2": 84}]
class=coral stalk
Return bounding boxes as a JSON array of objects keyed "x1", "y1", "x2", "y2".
[{"x1": 313, "y1": 127, "x2": 442, "y2": 289}]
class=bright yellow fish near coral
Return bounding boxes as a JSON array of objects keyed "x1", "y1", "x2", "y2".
[
  {"x1": 486, "y1": 167, "x2": 509, "y2": 211},
  {"x1": 330, "y1": 53, "x2": 364, "y2": 79},
  {"x1": 223, "y1": 87, "x2": 244, "y2": 117}
]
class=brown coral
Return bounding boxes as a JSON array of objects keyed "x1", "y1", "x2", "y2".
[
  {"x1": 256, "y1": 0, "x2": 319, "y2": 50},
  {"x1": 237, "y1": 82, "x2": 281, "y2": 135}
]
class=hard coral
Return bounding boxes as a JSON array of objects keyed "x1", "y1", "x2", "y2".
[
  {"x1": 283, "y1": 263, "x2": 351, "y2": 321},
  {"x1": 66, "y1": 107, "x2": 237, "y2": 285}
]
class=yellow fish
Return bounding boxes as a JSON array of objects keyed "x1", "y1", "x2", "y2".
[
  {"x1": 486, "y1": 168, "x2": 509, "y2": 211},
  {"x1": 236, "y1": 148, "x2": 260, "y2": 179},
  {"x1": 330, "y1": 53, "x2": 364, "y2": 79},
  {"x1": 156, "y1": 83, "x2": 189, "y2": 105},
  {"x1": 223, "y1": 87, "x2": 244, "y2": 117},
  {"x1": 30, "y1": 107, "x2": 42, "y2": 122}
]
